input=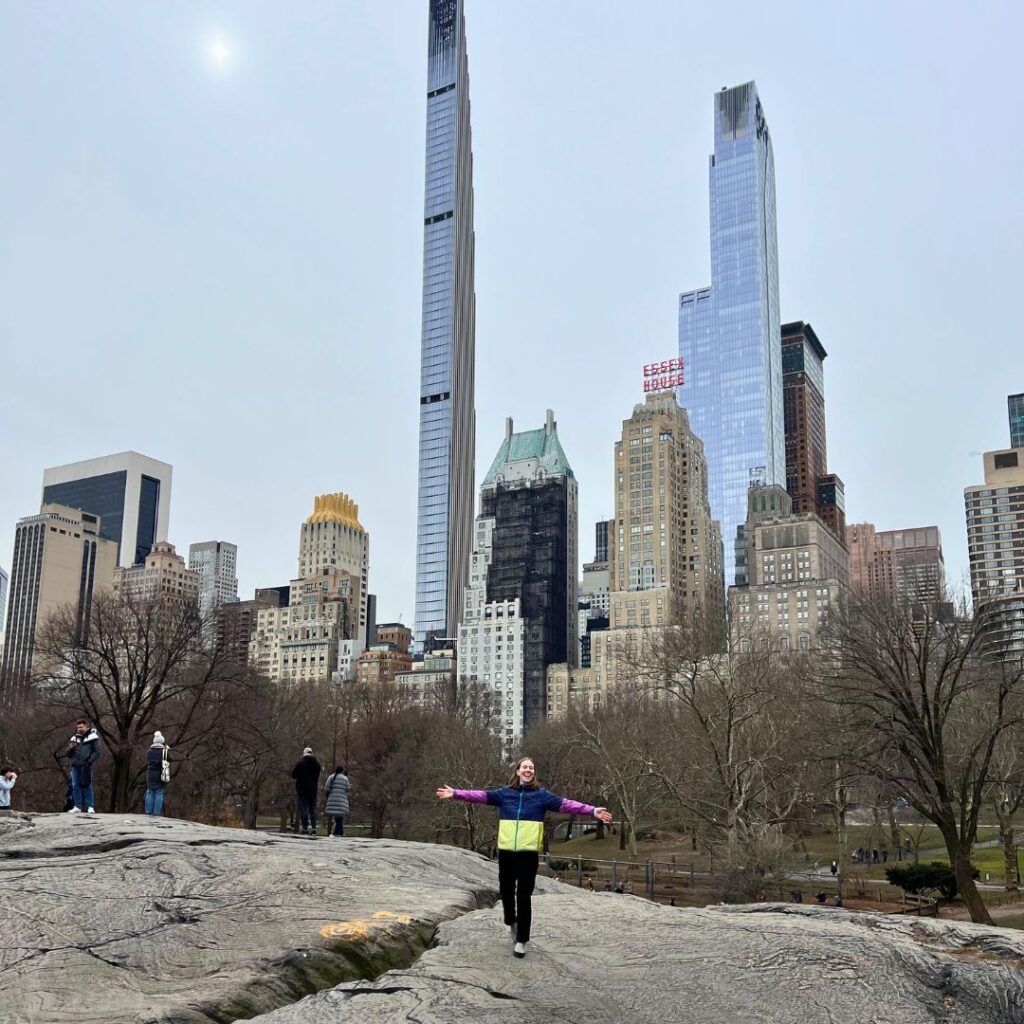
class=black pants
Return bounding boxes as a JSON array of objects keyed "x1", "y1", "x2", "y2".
[
  {"x1": 297, "y1": 794, "x2": 317, "y2": 832},
  {"x1": 332, "y1": 815, "x2": 345, "y2": 836},
  {"x1": 498, "y1": 850, "x2": 539, "y2": 943}
]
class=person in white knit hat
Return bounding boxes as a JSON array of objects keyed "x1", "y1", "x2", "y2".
[{"x1": 144, "y1": 731, "x2": 172, "y2": 816}]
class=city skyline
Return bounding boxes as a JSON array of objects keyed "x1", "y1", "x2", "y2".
[{"x1": 1, "y1": 2, "x2": 1022, "y2": 622}]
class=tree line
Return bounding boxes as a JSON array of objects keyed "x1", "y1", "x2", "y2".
[{"x1": 1, "y1": 587, "x2": 1022, "y2": 925}]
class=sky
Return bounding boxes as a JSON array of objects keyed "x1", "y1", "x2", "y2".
[{"x1": 1, "y1": 1, "x2": 1022, "y2": 623}]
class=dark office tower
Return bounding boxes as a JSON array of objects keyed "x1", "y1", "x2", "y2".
[
  {"x1": 594, "y1": 519, "x2": 612, "y2": 564},
  {"x1": 1010, "y1": 393, "x2": 1024, "y2": 449},
  {"x1": 414, "y1": 0, "x2": 477, "y2": 652},
  {"x1": 781, "y1": 321, "x2": 847, "y2": 540},
  {"x1": 458, "y1": 412, "x2": 578, "y2": 741}
]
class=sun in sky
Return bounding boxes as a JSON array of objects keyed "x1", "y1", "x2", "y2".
[{"x1": 201, "y1": 33, "x2": 238, "y2": 75}]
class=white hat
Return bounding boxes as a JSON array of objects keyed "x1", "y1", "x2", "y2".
[
  {"x1": 153, "y1": 731, "x2": 166, "y2": 745},
  {"x1": 303, "y1": 746, "x2": 313, "y2": 755}
]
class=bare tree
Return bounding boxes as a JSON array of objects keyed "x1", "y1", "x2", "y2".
[
  {"x1": 32, "y1": 592, "x2": 246, "y2": 813},
  {"x1": 817, "y1": 591, "x2": 1024, "y2": 924}
]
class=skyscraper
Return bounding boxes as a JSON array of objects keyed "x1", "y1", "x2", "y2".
[
  {"x1": 414, "y1": 0, "x2": 477, "y2": 651},
  {"x1": 1009, "y1": 393, "x2": 1024, "y2": 449},
  {"x1": 781, "y1": 321, "x2": 847, "y2": 543},
  {"x1": 189, "y1": 541, "x2": 239, "y2": 620},
  {"x1": 41, "y1": 451, "x2": 172, "y2": 567},
  {"x1": 679, "y1": 82, "x2": 784, "y2": 586},
  {"x1": 459, "y1": 412, "x2": 577, "y2": 741},
  {"x1": 965, "y1": 448, "x2": 1024, "y2": 662},
  {"x1": 1, "y1": 504, "x2": 117, "y2": 695},
  {"x1": 0, "y1": 566, "x2": 8, "y2": 637}
]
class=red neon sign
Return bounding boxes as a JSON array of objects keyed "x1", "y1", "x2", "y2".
[{"x1": 642, "y1": 357, "x2": 684, "y2": 392}]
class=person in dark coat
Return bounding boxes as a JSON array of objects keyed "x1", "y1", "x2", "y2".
[
  {"x1": 291, "y1": 747, "x2": 322, "y2": 835},
  {"x1": 59, "y1": 719, "x2": 101, "y2": 813},
  {"x1": 324, "y1": 765, "x2": 350, "y2": 837},
  {"x1": 145, "y1": 731, "x2": 172, "y2": 816}
]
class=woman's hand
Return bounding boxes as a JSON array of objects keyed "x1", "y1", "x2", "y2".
[
  {"x1": 436, "y1": 785, "x2": 455, "y2": 800},
  {"x1": 594, "y1": 807, "x2": 612, "y2": 823}
]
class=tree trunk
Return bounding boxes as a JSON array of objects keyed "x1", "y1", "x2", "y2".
[
  {"x1": 109, "y1": 749, "x2": 133, "y2": 813},
  {"x1": 619, "y1": 820, "x2": 627, "y2": 851},
  {"x1": 954, "y1": 850, "x2": 994, "y2": 925},
  {"x1": 1002, "y1": 825, "x2": 1018, "y2": 892}
]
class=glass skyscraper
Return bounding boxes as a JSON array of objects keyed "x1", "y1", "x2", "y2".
[
  {"x1": 679, "y1": 82, "x2": 785, "y2": 586},
  {"x1": 414, "y1": 0, "x2": 477, "y2": 651},
  {"x1": 1009, "y1": 393, "x2": 1024, "y2": 449}
]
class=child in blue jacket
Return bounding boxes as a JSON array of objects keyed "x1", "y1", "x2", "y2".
[{"x1": 437, "y1": 756, "x2": 612, "y2": 958}]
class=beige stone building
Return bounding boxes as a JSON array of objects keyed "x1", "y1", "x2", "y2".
[
  {"x1": 0, "y1": 504, "x2": 118, "y2": 692},
  {"x1": 563, "y1": 391, "x2": 725, "y2": 706},
  {"x1": 114, "y1": 540, "x2": 200, "y2": 607},
  {"x1": 299, "y1": 493, "x2": 369, "y2": 657},
  {"x1": 728, "y1": 485, "x2": 849, "y2": 652},
  {"x1": 249, "y1": 494, "x2": 369, "y2": 683},
  {"x1": 394, "y1": 647, "x2": 458, "y2": 707}
]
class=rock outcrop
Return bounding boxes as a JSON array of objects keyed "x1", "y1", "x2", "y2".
[{"x1": 3, "y1": 814, "x2": 1024, "y2": 1024}]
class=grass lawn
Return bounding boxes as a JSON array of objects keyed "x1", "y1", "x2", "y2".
[{"x1": 788, "y1": 826, "x2": 1000, "y2": 868}]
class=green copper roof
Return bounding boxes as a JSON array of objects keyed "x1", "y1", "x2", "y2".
[{"x1": 483, "y1": 421, "x2": 574, "y2": 485}]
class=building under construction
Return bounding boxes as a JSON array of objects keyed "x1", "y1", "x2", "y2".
[{"x1": 458, "y1": 411, "x2": 577, "y2": 742}]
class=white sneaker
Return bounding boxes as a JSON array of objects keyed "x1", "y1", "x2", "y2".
[
  {"x1": 86, "y1": 808, "x2": 96, "y2": 814},
  {"x1": 513, "y1": 942, "x2": 526, "y2": 959},
  {"x1": 66, "y1": 807, "x2": 80, "y2": 814}
]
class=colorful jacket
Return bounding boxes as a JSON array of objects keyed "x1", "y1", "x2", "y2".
[{"x1": 453, "y1": 786, "x2": 596, "y2": 852}]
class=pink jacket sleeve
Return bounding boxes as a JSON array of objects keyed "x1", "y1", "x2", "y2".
[{"x1": 453, "y1": 789, "x2": 489, "y2": 804}]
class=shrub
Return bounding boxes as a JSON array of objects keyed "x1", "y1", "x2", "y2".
[{"x1": 885, "y1": 861, "x2": 976, "y2": 901}]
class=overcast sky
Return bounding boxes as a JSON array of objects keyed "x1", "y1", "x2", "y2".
[{"x1": 2, "y1": 1, "x2": 1022, "y2": 622}]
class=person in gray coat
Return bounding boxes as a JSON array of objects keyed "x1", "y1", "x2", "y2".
[{"x1": 324, "y1": 766, "x2": 350, "y2": 837}]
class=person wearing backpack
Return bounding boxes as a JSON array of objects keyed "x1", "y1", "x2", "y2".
[
  {"x1": 324, "y1": 765, "x2": 350, "y2": 837},
  {"x1": 144, "y1": 731, "x2": 173, "y2": 816}
]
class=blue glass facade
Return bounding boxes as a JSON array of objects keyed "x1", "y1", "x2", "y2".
[
  {"x1": 43, "y1": 471, "x2": 128, "y2": 555},
  {"x1": 679, "y1": 82, "x2": 785, "y2": 587},
  {"x1": 1010, "y1": 393, "x2": 1024, "y2": 449},
  {"x1": 414, "y1": 0, "x2": 476, "y2": 650}
]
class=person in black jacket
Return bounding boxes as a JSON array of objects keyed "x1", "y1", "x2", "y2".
[
  {"x1": 145, "y1": 731, "x2": 173, "y2": 816},
  {"x1": 59, "y1": 719, "x2": 101, "y2": 814},
  {"x1": 291, "y1": 747, "x2": 322, "y2": 835}
]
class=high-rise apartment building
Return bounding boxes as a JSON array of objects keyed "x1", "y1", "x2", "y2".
[
  {"x1": 355, "y1": 645, "x2": 414, "y2": 686},
  {"x1": 1, "y1": 504, "x2": 117, "y2": 694},
  {"x1": 1010, "y1": 393, "x2": 1024, "y2": 449},
  {"x1": 584, "y1": 392, "x2": 725, "y2": 697},
  {"x1": 414, "y1": 0, "x2": 477, "y2": 651},
  {"x1": 965, "y1": 447, "x2": 1024, "y2": 661},
  {"x1": 845, "y1": 524, "x2": 946, "y2": 603},
  {"x1": 217, "y1": 589, "x2": 283, "y2": 664},
  {"x1": 248, "y1": 494, "x2": 366, "y2": 683},
  {"x1": 781, "y1": 321, "x2": 847, "y2": 544},
  {"x1": 728, "y1": 485, "x2": 850, "y2": 652},
  {"x1": 0, "y1": 566, "x2": 8, "y2": 637},
  {"x1": 300, "y1": 493, "x2": 369, "y2": 655},
  {"x1": 189, "y1": 541, "x2": 238, "y2": 620},
  {"x1": 459, "y1": 412, "x2": 577, "y2": 741},
  {"x1": 113, "y1": 541, "x2": 200, "y2": 607},
  {"x1": 42, "y1": 452, "x2": 172, "y2": 567},
  {"x1": 679, "y1": 82, "x2": 785, "y2": 585}
]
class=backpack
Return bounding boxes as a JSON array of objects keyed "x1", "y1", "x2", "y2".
[{"x1": 160, "y1": 747, "x2": 171, "y2": 783}]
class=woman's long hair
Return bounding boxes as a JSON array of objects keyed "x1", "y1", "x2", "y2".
[{"x1": 507, "y1": 756, "x2": 539, "y2": 789}]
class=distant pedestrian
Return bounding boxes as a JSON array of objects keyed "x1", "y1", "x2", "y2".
[
  {"x1": 614, "y1": 883, "x2": 624, "y2": 894},
  {"x1": 436, "y1": 755, "x2": 611, "y2": 959},
  {"x1": 584, "y1": 878, "x2": 595, "y2": 892},
  {"x1": 324, "y1": 765, "x2": 350, "y2": 837},
  {"x1": 602, "y1": 881, "x2": 612, "y2": 892},
  {"x1": 0, "y1": 767, "x2": 17, "y2": 811},
  {"x1": 872, "y1": 848, "x2": 879, "y2": 864},
  {"x1": 144, "y1": 731, "x2": 172, "y2": 816},
  {"x1": 882, "y1": 848, "x2": 888, "y2": 863},
  {"x1": 59, "y1": 719, "x2": 101, "y2": 814},
  {"x1": 291, "y1": 747, "x2": 322, "y2": 835},
  {"x1": 830, "y1": 860, "x2": 838, "y2": 877}
]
